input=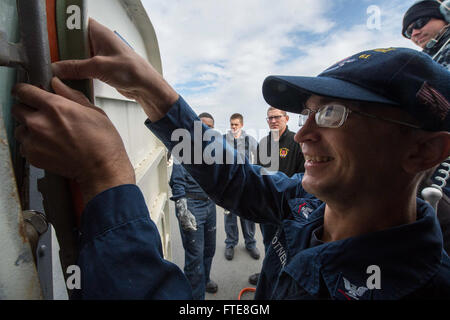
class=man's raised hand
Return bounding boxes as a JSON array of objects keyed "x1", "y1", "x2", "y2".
[{"x1": 51, "y1": 18, "x2": 178, "y2": 122}]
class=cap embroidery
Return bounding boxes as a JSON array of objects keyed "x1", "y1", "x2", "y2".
[
  {"x1": 416, "y1": 82, "x2": 450, "y2": 121},
  {"x1": 324, "y1": 57, "x2": 357, "y2": 72},
  {"x1": 372, "y1": 48, "x2": 396, "y2": 53}
]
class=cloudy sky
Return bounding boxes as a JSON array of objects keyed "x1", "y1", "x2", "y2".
[{"x1": 141, "y1": 0, "x2": 418, "y2": 139}]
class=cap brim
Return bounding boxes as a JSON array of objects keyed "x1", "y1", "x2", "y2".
[{"x1": 262, "y1": 75, "x2": 398, "y2": 114}]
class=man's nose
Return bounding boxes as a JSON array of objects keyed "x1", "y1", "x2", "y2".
[
  {"x1": 294, "y1": 114, "x2": 319, "y2": 144},
  {"x1": 411, "y1": 28, "x2": 421, "y2": 38}
]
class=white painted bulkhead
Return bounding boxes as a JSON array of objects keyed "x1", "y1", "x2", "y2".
[{"x1": 87, "y1": 0, "x2": 172, "y2": 260}]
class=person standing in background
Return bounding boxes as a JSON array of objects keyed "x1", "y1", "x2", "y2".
[
  {"x1": 249, "y1": 106, "x2": 305, "y2": 285},
  {"x1": 223, "y1": 113, "x2": 260, "y2": 261},
  {"x1": 402, "y1": 0, "x2": 450, "y2": 254},
  {"x1": 169, "y1": 112, "x2": 218, "y2": 299}
]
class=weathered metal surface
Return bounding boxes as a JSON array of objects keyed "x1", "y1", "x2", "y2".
[
  {"x1": 16, "y1": 0, "x2": 53, "y2": 90},
  {"x1": 0, "y1": 31, "x2": 27, "y2": 68},
  {"x1": 16, "y1": 0, "x2": 78, "y2": 298},
  {"x1": 0, "y1": 0, "x2": 20, "y2": 152},
  {"x1": 1, "y1": 0, "x2": 171, "y2": 300},
  {"x1": 0, "y1": 102, "x2": 42, "y2": 300},
  {"x1": 0, "y1": 0, "x2": 43, "y2": 300}
]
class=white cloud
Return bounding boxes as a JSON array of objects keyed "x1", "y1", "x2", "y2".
[{"x1": 141, "y1": 0, "x2": 421, "y2": 136}]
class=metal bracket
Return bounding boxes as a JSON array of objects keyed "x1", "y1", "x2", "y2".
[
  {"x1": 23, "y1": 210, "x2": 48, "y2": 235},
  {"x1": 22, "y1": 210, "x2": 48, "y2": 264},
  {"x1": 36, "y1": 224, "x2": 54, "y2": 300},
  {"x1": 22, "y1": 210, "x2": 54, "y2": 300}
]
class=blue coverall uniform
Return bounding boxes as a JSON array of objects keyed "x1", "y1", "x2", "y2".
[
  {"x1": 169, "y1": 163, "x2": 216, "y2": 300},
  {"x1": 77, "y1": 96, "x2": 450, "y2": 299}
]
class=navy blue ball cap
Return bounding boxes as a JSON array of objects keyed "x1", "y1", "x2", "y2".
[{"x1": 262, "y1": 47, "x2": 450, "y2": 132}]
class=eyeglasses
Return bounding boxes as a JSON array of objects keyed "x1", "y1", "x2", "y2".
[
  {"x1": 266, "y1": 115, "x2": 285, "y2": 121},
  {"x1": 404, "y1": 17, "x2": 431, "y2": 38},
  {"x1": 298, "y1": 104, "x2": 421, "y2": 129}
]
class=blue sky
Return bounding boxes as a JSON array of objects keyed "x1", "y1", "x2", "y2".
[{"x1": 141, "y1": 0, "x2": 419, "y2": 138}]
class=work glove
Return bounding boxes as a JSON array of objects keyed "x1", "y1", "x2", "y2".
[{"x1": 175, "y1": 198, "x2": 197, "y2": 231}]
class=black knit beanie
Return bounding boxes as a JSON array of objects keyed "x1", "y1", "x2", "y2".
[{"x1": 402, "y1": 1, "x2": 445, "y2": 38}]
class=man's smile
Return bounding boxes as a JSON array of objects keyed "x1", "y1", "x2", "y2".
[{"x1": 304, "y1": 154, "x2": 334, "y2": 164}]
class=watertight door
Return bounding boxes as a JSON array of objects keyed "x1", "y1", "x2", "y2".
[
  {"x1": 0, "y1": 0, "x2": 43, "y2": 300},
  {"x1": 0, "y1": 0, "x2": 171, "y2": 299}
]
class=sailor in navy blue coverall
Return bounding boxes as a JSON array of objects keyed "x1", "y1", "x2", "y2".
[
  {"x1": 169, "y1": 163, "x2": 217, "y2": 299},
  {"x1": 169, "y1": 112, "x2": 218, "y2": 299},
  {"x1": 11, "y1": 19, "x2": 450, "y2": 299}
]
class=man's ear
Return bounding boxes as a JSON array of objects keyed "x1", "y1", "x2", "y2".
[{"x1": 403, "y1": 132, "x2": 450, "y2": 174}]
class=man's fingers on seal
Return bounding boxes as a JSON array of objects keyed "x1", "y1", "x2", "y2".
[
  {"x1": 11, "y1": 103, "x2": 37, "y2": 126},
  {"x1": 14, "y1": 124, "x2": 28, "y2": 143},
  {"x1": 51, "y1": 77, "x2": 92, "y2": 107},
  {"x1": 19, "y1": 143, "x2": 26, "y2": 157},
  {"x1": 52, "y1": 58, "x2": 99, "y2": 81},
  {"x1": 12, "y1": 83, "x2": 57, "y2": 111}
]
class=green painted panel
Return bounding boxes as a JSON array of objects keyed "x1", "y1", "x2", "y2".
[
  {"x1": 56, "y1": 0, "x2": 92, "y2": 99},
  {"x1": 0, "y1": 0, "x2": 19, "y2": 150}
]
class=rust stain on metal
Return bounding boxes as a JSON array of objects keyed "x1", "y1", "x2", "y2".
[
  {"x1": 17, "y1": 211, "x2": 29, "y2": 244},
  {"x1": 26, "y1": 274, "x2": 42, "y2": 300}
]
